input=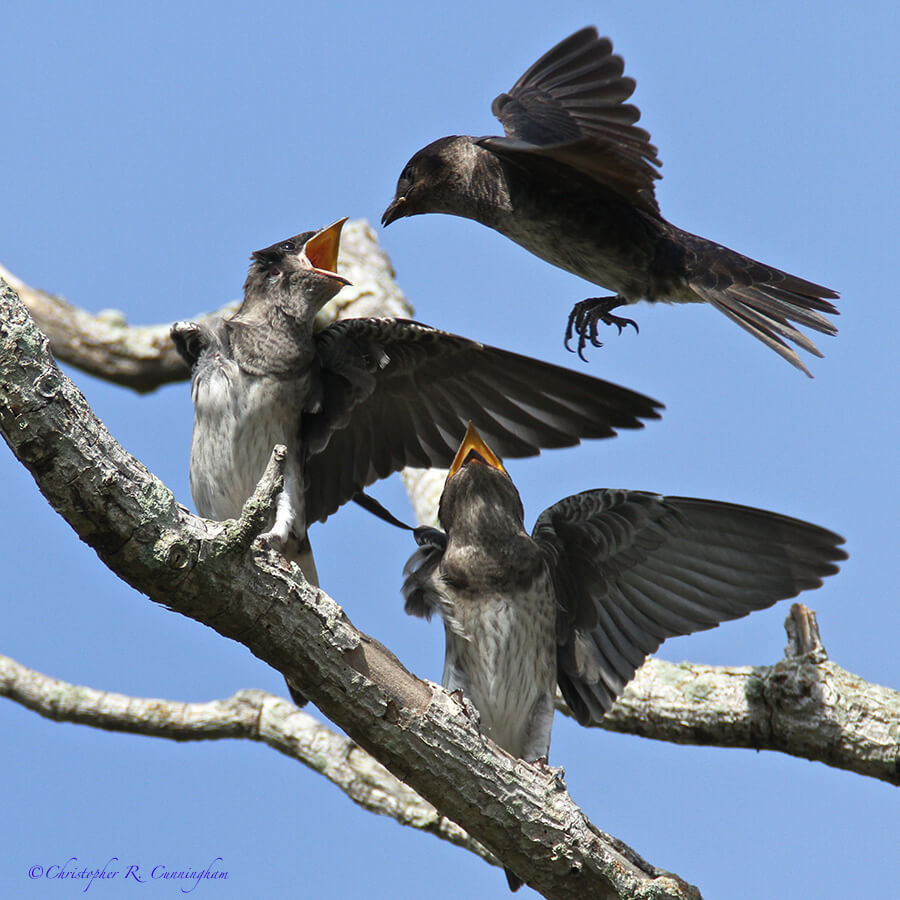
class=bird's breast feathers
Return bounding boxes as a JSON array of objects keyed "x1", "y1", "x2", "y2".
[
  {"x1": 439, "y1": 571, "x2": 557, "y2": 757},
  {"x1": 189, "y1": 363, "x2": 305, "y2": 521},
  {"x1": 492, "y1": 199, "x2": 655, "y2": 300}
]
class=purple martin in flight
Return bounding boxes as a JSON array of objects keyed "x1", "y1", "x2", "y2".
[{"x1": 383, "y1": 27, "x2": 839, "y2": 375}]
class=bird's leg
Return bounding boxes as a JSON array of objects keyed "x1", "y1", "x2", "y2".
[
  {"x1": 564, "y1": 295, "x2": 639, "y2": 361},
  {"x1": 257, "y1": 488, "x2": 294, "y2": 548},
  {"x1": 257, "y1": 457, "x2": 301, "y2": 550}
]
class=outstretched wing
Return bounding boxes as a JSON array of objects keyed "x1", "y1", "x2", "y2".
[
  {"x1": 302, "y1": 318, "x2": 662, "y2": 524},
  {"x1": 532, "y1": 490, "x2": 846, "y2": 723},
  {"x1": 481, "y1": 27, "x2": 661, "y2": 212}
]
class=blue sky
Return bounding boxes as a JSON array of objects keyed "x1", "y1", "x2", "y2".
[{"x1": 2, "y1": 2, "x2": 897, "y2": 897}]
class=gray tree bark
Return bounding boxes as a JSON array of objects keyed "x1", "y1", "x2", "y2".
[{"x1": 0, "y1": 652, "x2": 496, "y2": 864}]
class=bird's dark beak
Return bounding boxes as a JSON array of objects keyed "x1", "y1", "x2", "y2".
[
  {"x1": 448, "y1": 422, "x2": 508, "y2": 479},
  {"x1": 381, "y1": 196, "x2": 407, "y2": 227},
  {"x1": 303, "y1": 218, "x2": 351, "y2": 285}
]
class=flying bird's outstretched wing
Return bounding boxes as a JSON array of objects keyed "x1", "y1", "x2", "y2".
[
  {"x1": 532, "y1": 490, "x2": 846, "y2": 723},
  {"x1": 302, "y1": 318, "x2": 662, "y2": 525},
  {"x1": 482, "y1": 26, "x2": 662, "y2": 212}
]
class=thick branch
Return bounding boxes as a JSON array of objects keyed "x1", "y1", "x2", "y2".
[
  {"x1": 0, "y1": 653, "x2": 493, "y2": 863},
  {"x1": 0, "y1": 219, "x2": 410, "y2": 393},
  {"x1": 0, "y1": 281, "x2": 698, "y2": 900}
]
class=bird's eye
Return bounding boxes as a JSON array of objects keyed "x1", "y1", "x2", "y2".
[
  {"x1": 281, "y1": 241, "x2": 296, "y2": 253},
  {"x1": 401, "y1": 164, "x2": 416, "y2": 183}
]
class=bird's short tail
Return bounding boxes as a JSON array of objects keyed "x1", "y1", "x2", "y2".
[{"x1": 687, "y1": 250, "x2": 839, "y2": 377}]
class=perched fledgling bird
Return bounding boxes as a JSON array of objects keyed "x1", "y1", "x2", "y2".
[
  {"x1": 172, "y1": 220, "x2": 663, "y2": 700},
  {"x1": 383, "y1": 27, "x2": 839, "y2": 376},
  {"x1": 403, "y1": 424, "x2": 845, "y2": 888}
]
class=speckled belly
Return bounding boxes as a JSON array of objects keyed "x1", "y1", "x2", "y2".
[{"x1": 450, "y1": 587, "x2": 556, "y2": 758}]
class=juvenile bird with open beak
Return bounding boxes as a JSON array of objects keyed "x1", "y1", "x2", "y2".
[
  {"x1": 403, "y1": 424, "x2": 845, "y2": 885},
  {"x1": 172, "y1": 219, "x2": 351, "y2": 584},
  {"x1": 383, "y1": 27, "x2": 839, "y2": 375}
]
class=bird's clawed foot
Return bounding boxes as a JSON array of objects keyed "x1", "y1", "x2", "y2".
[
  {"x1": 255, "y1": 523, "x2": 290, "y2": 552},
  {"x1": 449, "y1": 688, "x2": 482, "y2": 727},
  {"x1": 530, "y1": 757, "x2": 567, "y2": 790},
  {"x1": 564, "y1": 295, "x2": 639, "y2": 361}
]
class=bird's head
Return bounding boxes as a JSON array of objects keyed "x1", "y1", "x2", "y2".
[
  {"x1": 382, "y1": 137, "x2": 482, "y2": 225},
  {"x1": 243, "y1": 218, "x2": 351, "y2": 320},
  {"x1": 439, "y1": 422, "x2": 526, "y2": 537}
]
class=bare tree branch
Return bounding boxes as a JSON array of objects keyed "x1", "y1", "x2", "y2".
[
  {"x1": 0, "y1": 280, "x2": 700, "y2": 900},
  {"x1": 0, "y1": 652, "x2": 495, "y2": 864},
  {"x1": 578, "y1": 606, "x2": 900, "y2": 786},
  {"x1": 0, "y1": 260, "x2": 200, "y2": 392}
]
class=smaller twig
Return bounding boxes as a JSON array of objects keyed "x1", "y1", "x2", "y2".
[
  {"x1": 225, "y1": 444, "x2": 287, "y2": 549},
  {"x1": 784, "y1": 603, "x2": 828, "y2": 661}
]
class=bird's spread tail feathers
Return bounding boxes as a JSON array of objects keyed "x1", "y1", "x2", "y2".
[{"x1": 687, "y1": 254, "x2": 839, "y2": 376}]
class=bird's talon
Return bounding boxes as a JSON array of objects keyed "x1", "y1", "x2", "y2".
[
  {"x1": 605, "y1": 312, "x2": 639, "y2": 335},
  {"x1": 449, "y1": 689, "x2": 481, "y2": 726},
  {"x1": 256, "y1": 528, "x2": 289, "y2": 552},
  {"x1": 577, "y1": 334, "x2": 590, "y2": 363},
  {"x1": 530, "y1": 757, "x2": 567, "y2": 790},
  {"x1": 563, "y1": 319, "x2": 577, "y2": 353},
  {"x1": 565, "y1": 296, "x2": 636, "y2": 359}
]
